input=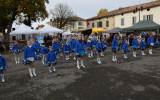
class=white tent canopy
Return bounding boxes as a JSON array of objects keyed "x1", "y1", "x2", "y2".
[
  {"x1": 38, "y1": 25, "x2": 63, "y2": 34},
  {"x1": 62, "y1": 31, "x2": 75, "y2": 36},
  {"x1": 10, "y1": 24, "x2": 36, "y2": 35}
]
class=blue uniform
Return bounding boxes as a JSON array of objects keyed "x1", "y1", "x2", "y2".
[
  {"x1": 92, "y1": 36, "x2": 97, "y2": 41},
  {"x1": 111, "y1": 38, "x2": 119, "y2": 52},
  {"x1": 12, "y1": 45, "x2": 21, "y2": 54},
  {"x1": 70, "y1": 39, "x2": 76, "y2": 50},
  {"x1": 93, "y1": 40, "x2": 97, "y2": 47},
  {"x1": 140, "y1": 41, "x2": 146, "y2": 50},
  {"x1": 57, "y1": 42, "x2": 62, "y2": 53},
  {"x1": 52, "y1": 42, "x2": 59, "y2": 52},
  {"x1": 123, "y1": 43, "x2": 130, "y2": 54},
  {"x1": 64, "y1": 44, "x2": 71, "y2": 54},
  {"x1": 0, "y1": 56, "x2": 7, "y2": 71},
  {"x1": 96, "y1": 43, "x2": 102, "y2": 53},
  {"x1": 47, "y1": 51, "x2": 57, "y2": 62},
  {"x1": 147, "y1": 37, "x2": 155, "y2": 46},
  {"x1": 87, "y1": 41, "x2": 93, "y2": 50},
  {"x1": 121, "y1": 40, "x2": 125, "y2": 48},
  {"x1": 76, "y1": 40, "x2": 85, "y2": 56},
  {"x1": 42, "y1": 46, "x2": 48, "y2": 55},
  {"x1": 101, "y1": 41, "x2": 107, "y2": 51},
  {"x1": 24, "y1": 46, "x2": 36, "y2": 60},
  {"x1": 132, "y1": 39, "x2": 139, "y2": 49},
  {"x1": 34, "y1": 42, "x2": 41, "y2": 55}
]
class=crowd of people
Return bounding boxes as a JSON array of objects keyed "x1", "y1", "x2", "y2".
[{"x1": 0, "y1": 31, "x2": 158, "y2": 83}]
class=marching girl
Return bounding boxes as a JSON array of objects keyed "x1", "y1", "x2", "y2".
[
  {"x1": 87, "y1": 38, "x2": 93, "y2": 58},
  {"x1": 70, "y1": 36, "x2": 76, "y2": 59},
  {"x1": 147, "y1": 34, "x2": 154, "y2": 54},
  {"x1": 92, "y1": 38, "x2": 97, "y2": 57},
  {"x1": 24, "y1": 40, "x2": 37, "y2": 77},
  {"x1": 140, "y1": 38, "x2": 146, "y2": 55},
  {"x1": 0, "y1": 52, "x2": 7, "y2": 82},
  {"x1": 57, "y1": 40, "x2": 62, "y2": 58},
  {"x1": 34, "y1": 39, "x2": 41, "y2": 55},
  {"x1": 64, "y1": 40, "x2": 71, "y2": 60},
  {"x1": 76, "y1": 35, "x2": 86, "y2": 69},
  {"x1": 96, "y1": 40, "x2": 102, "y2": 64},
  {"x1": 111, "y1": 36, "x2": 120, "y2": 62},
  {"x1": 123, "y1": 40, "x2": 130, "y2": 59},
  {"x1": 121, "y1": 38, "x2": 125, "y2": 53},
  {"x1": 46, "y1": 46, "x2": 57, "y2": 73},
  {"x1": 52, "y1": 39, "x2": 59, "y2": 56},
  {"x1": 101, "y1": 38, "x2": 107, "y2": 56},
  {"x1": 132, "y1": 36, "x2": 139, "y2": 57},
  {"x1": 42, "y1": 44, "x2": 49, "y2": 64},
  {"x1": 12, "y1": 41, "x2": 22, "y2": 64}
]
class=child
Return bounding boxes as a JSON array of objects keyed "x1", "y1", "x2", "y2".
[
  {"x1": 111, "y1": 36, "x2": 120, "y2": 61},
  {"x1": 70, "y1": 36, "x2": 76, "y2": 59},
  {"x1": 52, "y1": 39, "x2": 59, "y2": 55},
  {"x1": 93, "y1": 38, "x2": 97, "y2": 48},
  {"x1": 42, "y1": 44, "x2": 49, "y2": 64},
  {"x1": 57, "y1": 40, "x2": 62, "y2": 58},
  {"x1": 75, "y1": 35, "x2": 86, "y2": 69},
  {"x1": 0, "y1": 53, "x2": 7, "y2": 82},
  {"x1": 140, "y1": 38, "x2": 146, "y2": 55},
  {"x1": 123, "y1": 40, "x2": 130, "y2": 59},
  {"x1": 34, "y1": 39, "x2": 41, "y2": 55},
  {"x1": 132, "y1": 36, "x2": 139, "y2": 57},
  {"x1": 12, "y1": 41, "x2": 22, "y2": 64},
  {"x1": 46, "y1": 46, "x2": 57, "y2": 73},
  {"x1": 101, "y1": 39, "x2": 107, "y2": 56},
  {"x1": 121, "y1": 38, "x2": 125, "y2": 53},
  {"x1": 24, "y1": 40, "x2": 37, "y2": 77},
  {"x1": 87, "y1": 38, "x2": 93, "y2": 58},
  {"x1": 147, "y1": 34, "x2": 154, "y2": 54},
  {"x1": 96, "y1": 40, "x2": 102, "y2": 64},
  {"x1": 64, "y1": 40, "x2": 71, "y2": 60}
]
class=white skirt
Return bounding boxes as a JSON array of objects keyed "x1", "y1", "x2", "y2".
[{"x1": 27, "y1": 57, "x2": 34, "y2": 62}]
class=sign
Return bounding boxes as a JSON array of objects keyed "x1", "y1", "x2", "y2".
[{"x1": 36, "y1": 36, "x2": 44, "y2": 44}]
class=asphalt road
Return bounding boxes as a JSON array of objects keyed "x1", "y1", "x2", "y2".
[{"x1": 0, "y1": 48, "x2": 160, "y2": 100}]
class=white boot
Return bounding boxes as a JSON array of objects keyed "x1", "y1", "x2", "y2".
[
  {"x1": 70, "y1": 53, "x2": 72, "y2": 56},
  {"x1": 142, "y1": 51, "x2": 146, "y2": 55},
  {"x1": 98, "y1": 58, "x2": 102, "y2": 64},
  {"x1": 150, "y1": 49, "x2": 153, "y2": 54},
  {"x1": 77, "y1": 61, "x2": 80, "y2": 69},
  {"x1": 15, "y1": 58, "x2": 17, "y2": 64},
  {"x1": 18, "y1": 58, "x2": 20, "y2": 63},
  {"x1": 49, "y1": 67, "x2": 52, "y2": 73},
  {"x1": 112, "y1": 56, "x2": 115, "y2": 61},
  {"x1": 91, "y1": 51, "x2": 93, "y2": 57},
  {"x1": 53, "y1": 66, "x2": 56, "y2": 72},
  {"x1": 115, "y1": 56, "x2": 117, "y2": 61},
  {"x1": 81, "y1": 60, "x2": 85, "y2": 68},
  {"x1": 133, "y1": 52, "x2": 135, "y2": 57},
  {"x1": 88, "y1": 53, "x2": 91, "y2": 58},
  {"x1": 29, "y1": 68, "x2": 33, "y2": 77},
  {"x1": 124, "y1": 54, "x2": 126, "y2": 58},
  {"x1": 134, "y1": 52, "x2": 137, "y2": 57},
  {"x1": 74, "y1": 56, "x2": 76, "y2": 60},
  {"x1": 125, "y1": 54, "x2": 128, "y2": 58},
  {"x1": 32, "y1": 68, "x2": 36, "y2": 77},
  {"x1": 1, "y1": 74, "x2": 5, "y2": 82}
]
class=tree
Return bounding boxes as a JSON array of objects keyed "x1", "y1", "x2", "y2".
[
  {"x1": 50, "y1": 3, "x2": 75, "y2": 29},
  {"x1": 0, "y1": 0, "x2": 49, "y2": 41},
  {"x1": 97, "y1": 8, "x2": 108, "y2": 16}
]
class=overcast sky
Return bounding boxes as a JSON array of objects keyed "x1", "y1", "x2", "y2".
[{"x1": 31, "y1": 0, "x2": 154, "y2": 28}]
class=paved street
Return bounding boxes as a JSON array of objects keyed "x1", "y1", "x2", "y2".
[{"x1": 1, "y1": 48, "x2": 160, "y2": 100}]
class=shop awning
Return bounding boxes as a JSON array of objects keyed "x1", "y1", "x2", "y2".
[{"x1": 92, "y1": 28, "x2": 104, "y2": 34}]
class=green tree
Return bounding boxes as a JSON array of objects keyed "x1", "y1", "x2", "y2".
[
  {"x1": 0, "y1": 0, "x2": 49, "y2": 41},
  {"x1": 97, "y1": 8, "x2": 108, "y2": 16}
]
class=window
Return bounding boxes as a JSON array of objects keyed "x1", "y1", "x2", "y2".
[
  {"x1": 132, "y1": 17, "x2": 136, "y2": 25},
  {"x1": 143, "y1": 14, "x2": 153, "y2": 21},
  {"x1": 92, "y1": 23, "x2": 94, "y2": 28},
  {"x1": 78, "y1": 27, "x2": 83, "y2": 29},
  {"x1": 106, "y1": 21, "x2": 109, "y2": 27},
  {"x1": 121, "y1": 18, "x2": 124, "y2": 26},
  {"x1": 97, "y1": 21, "x2": 102, "y2": 28},
  {"x1": 78, "y1": 22, "x2": 83, "y2": 26}
]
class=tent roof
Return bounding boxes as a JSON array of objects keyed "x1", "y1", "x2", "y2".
[
  {"x1": 10, "y1": 24, "x2": 36, "y2": 35},
  {"x1": 104, "y1": 27, "x2": 122, "y2": 33},
  {"x1": 122, "y1": 20, "x2": 160, "y2": 31},
  {"x1": 38, "y1": 25, "x2": 63, "y2": 34}
]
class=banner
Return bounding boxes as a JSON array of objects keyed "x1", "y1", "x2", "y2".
[{"x1": 36, "y1": 36, "x2": 44, "y2": 44}]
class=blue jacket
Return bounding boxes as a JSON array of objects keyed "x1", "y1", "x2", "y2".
[
  {"x1": 92, "y1": 36, "x2": 97, "y2": 41},
  {"x1": 96, "y1": 43, "x2": 102, "y2": 50},
  {"x1": 75, "y1": 40, "x2": 85, "y2": 53},
  {"x1": 24, "y1": 46, "x2": 36, "y2": 60},
  {"x1": 42, "y1": 46, "x2": 48, "y2": 55},
  {"x1": 101, "y1": 41, "x2": 106, "y2": 48},
  {"x1": 132, "y1": 39, "x2": 139, "y2": 46},
  {"x1": 140, "y1": 41, "x2": 146, "y2": 48},
  {"x1": 52, "y1": 42, "x2": 59, "y2": 51},
  {"x1": 123, "y1": 43, "x2": 129, "y2": 51},
  {"x1": 57, "y1": 42, "x2": 62, "y2": 49},
  {"x1": 12, "y1": 45, "x2": 20, "y2": 52},
  {"x1": 93, "y1": 40, "x2": 97, "y2": 46},
  {"x1": 147, "y1": 37, "x2": 154, "y2": 44},
  {"x1": 47, "y1": 51, "x2": 57, "y2": 62},
  {"x1": 0, "y1": 56, "x2": 6, "y2": 67},
  {"x1": 87, "y1": 42, "x2": 92, "y2": 48},
  {"x1": 34, "y1": 42, "x2": 41, "y2": 50},
  {"x1": 121, "y1": 40, "x2": 125, "y2": 47},
  {"x1": 112, "y1": 38, "x2": 119, "y2": 48},
  {"x1": 70, "y1": 39, "x2": 76, "y2": 49},
  {"x1": 64, "y1": 44, "x2": 71, "y2": 51}
]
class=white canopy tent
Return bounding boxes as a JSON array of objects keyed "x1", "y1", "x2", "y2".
[
  {"x1": 10, "y1": 24, "x2": 37, "y2": 35},
  {"x1": 62, "y1": 31, "x2": 75, "y2": 36},
  {"x1": 38, "y1": 25, "x2": 63, "y2": 34}
]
